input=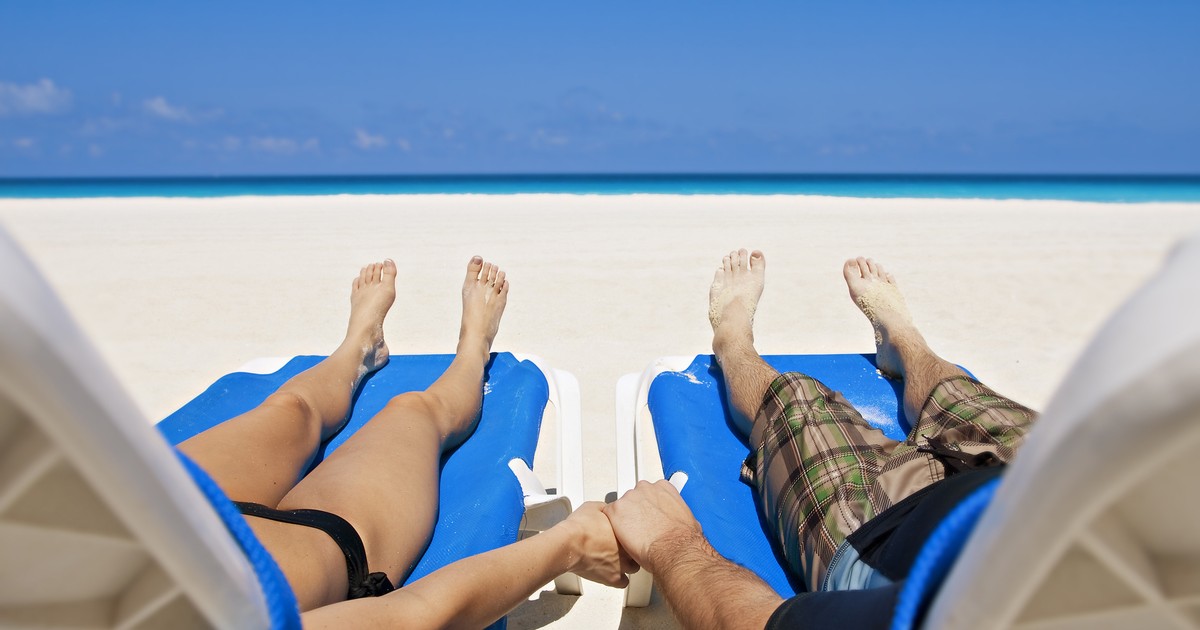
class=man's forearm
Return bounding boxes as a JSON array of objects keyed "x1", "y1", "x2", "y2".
[{"x1": 651, "y1": 530, "x2": 783, "y2": 630}]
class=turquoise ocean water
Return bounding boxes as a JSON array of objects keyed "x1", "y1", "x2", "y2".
[{"x1": 1, "y1": 175, "x2": 1199, "y2": 202}]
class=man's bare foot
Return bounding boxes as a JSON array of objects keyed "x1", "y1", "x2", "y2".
[
  {"x1": 710, "y1": 249, "x2": 766, "y2": 352},
  {"x1": 843, "y1": 257, "x2": 921, "y2": 378},
  {"x1": 460, "y1": 256, "x2": 509, "y2": 357},
  {"x1": 343, "y1": 259, "x2": 396, "y2": 375}
]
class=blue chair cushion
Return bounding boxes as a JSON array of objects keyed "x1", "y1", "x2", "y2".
[{"x1": 648, "y1": 354, "x2": 913, "y2": 597}]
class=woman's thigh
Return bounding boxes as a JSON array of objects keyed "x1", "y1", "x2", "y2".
[
  {"x1": 178, "y1": 392, "x2": 323, "y2": 508},
  {"x1": 276, "y1": 393, "x2": 446, "y2": 595},
  {"x1": 246, "y1": 516, "x2": 349, "y2": 610}
]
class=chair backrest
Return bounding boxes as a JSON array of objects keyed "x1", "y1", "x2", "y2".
[
  {"x1": 925, "y1": 233, "x2": 1200, "y2": 629},
  {"x1": 0, "y1": 227, "x2": 269, "y2": 629}
]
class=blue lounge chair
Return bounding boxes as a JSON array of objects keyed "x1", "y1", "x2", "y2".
[
  {"x1": 0, "y1": 227, "x2": 582, "y2": 629},
  {"x1": 615, "y1": 353, "x2": 911, "y2": 604},
  {"x1": 617, "y1": 233, "x2": 1200, "y2": 628}
]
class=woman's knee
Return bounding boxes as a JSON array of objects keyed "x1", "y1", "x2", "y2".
[
  {"x1": 260, "y1": 391, "x2": 323, "y2": 444},
  {"x1": 383, "y1": 391, "x2": 447, "y2": 423}
]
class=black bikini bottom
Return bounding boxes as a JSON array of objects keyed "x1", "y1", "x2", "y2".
[{"x1": 235, "y1": 501, "x2": 395, "y2": 599}]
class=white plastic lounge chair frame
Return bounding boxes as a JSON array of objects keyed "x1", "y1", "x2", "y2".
[
  {"x1": 0, "y1": 227, "x2": 584, "y2": 628},
  {"x1": 616, "y1": 234, "x2": 1200, "y2": 627},
  {"x1": 615, "y1": 356, "x2": 694, "y2": 607}
]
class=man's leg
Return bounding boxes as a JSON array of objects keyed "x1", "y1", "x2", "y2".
[
  {"x1": 842, "y1": 257, "x2": 965, "y2": 428},
  {"x1": 710, "y1": 248, "x2": 778, "y2": 436},
  {"x1": 178, "y1": 260, "x2": 396, "y2": 508},
  {"x1": 843, "y1": 257, "x2": 1035, "y2": 453},
  {"x1": 710, "y1": 249, "x2": 899, "y2": 591},
  {"x1": 253, "y1": 257, "x2": 509, "y2": 609}
]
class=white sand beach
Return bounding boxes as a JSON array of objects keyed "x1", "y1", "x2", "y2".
[{"x1": 3, "y1": 194, "x2": 1199, "y2": 628}]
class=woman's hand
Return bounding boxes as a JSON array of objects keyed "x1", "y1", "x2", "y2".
[
  {"x1": 558, "y1": 501, "x2": 639, "y2": 587},
  {"x1": 602, "y1": 479, "x2": 703, "y2": 576}
]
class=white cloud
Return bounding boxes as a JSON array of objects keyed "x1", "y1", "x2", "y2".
[
  {"x1": 80, "y1": 117, "x2": 131, "y2": 135},
  {"x1": 395, "y1": 137, "x2": 412, "y2": 152},
  {"x1": 249, "y1": 136, "x2": 319, "y2": 155},
  {"x1": 531, "y1": 128, "x2": 570, "y2": 147},
  {"x1": 354, "y1": 129, "x2": 388, "y2": 150},
  {"x1": 13, "y1": 137, "x2": 36, "y2": 149},
  {"x1": 250, "y1": 136, "x2": 296, "y2": 154},
  {"x1": 88, "y1": 144, "x2": 104, "y2": 157},
  {"x1": 0, "y1": 79, "x2": 72, "y2": 116},
  {"x1": 143, "y1": 96, "x2": 193, "y2": 122}
]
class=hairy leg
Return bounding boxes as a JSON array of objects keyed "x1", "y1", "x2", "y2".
[
  {"x1": 715, "y1": 252, "x2": 906, "y2": 589},
  {"x1": 843, "y1": 257, "x2": 966, "y2": 427},
  {"x1": 260, "y1": 256, "x2": 510, "y2": 609},
  {"x1": 710, "y1": 248, "x2": 779, "y2": 437},
  {"x1": 178, "y1": 260, "x2": 396, "y2": 507}
]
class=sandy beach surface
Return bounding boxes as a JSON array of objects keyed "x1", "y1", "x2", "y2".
[{"x1": 3, "y1": 193, "x2": 1199, "y2": 628}]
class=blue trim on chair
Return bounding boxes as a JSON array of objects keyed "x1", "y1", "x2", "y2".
[
  {"x1": 889, "y1": 478, "x2": 1000, "y2": 630},
  {"x1": 177, "y1": 451, "x2": 302, "y2": 630}
]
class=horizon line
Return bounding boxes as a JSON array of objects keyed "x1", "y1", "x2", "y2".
[{"x1": 4, "y1": 172, "x2": 1200, "y2": 182}]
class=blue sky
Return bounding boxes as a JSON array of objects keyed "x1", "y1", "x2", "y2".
[{"x1": 1, "y1": 2, "x2": 1197, "y2": 176}]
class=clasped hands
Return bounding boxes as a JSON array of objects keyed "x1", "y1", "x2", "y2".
[{"x1": 558, "y1": 480, "x2": 702, "y2": 588}]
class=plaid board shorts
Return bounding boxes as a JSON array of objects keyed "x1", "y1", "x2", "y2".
[{"x1": 740, "y1": 372, "x2": 1036, "y2": 591}]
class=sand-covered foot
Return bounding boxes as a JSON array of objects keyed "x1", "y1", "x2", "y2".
[
  {"x1": 344, "y1": 259, "x2": 396, "y2": 374},
  {"x1": 460, "y1": 256, "x2": 509, "y2": 356},
  {"x1": 710, "y1": 249, "x2": 766, "y2": 350},
  {"x1": 843, "y1": 257, "x2": 919, "y2": 378}
]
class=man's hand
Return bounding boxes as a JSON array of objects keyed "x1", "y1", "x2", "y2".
[
  {"x1": 603, "y1": 481, "x2": 783, "y2": 630},
  {"x1": 559, "y1": 501, "x2": 638, "y2": 588},
  {"x1": 602, "y1": 479, "x2": 704, "y2": 575}
]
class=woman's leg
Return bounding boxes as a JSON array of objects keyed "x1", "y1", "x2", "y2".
[
  {"x1": 255, "y1": 256, "x2": 509, "y2": 610},
  {"x1": 177, "y1": 260, "x2": 396, "y2": 508}
]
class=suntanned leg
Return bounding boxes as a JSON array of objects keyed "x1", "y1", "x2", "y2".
[
  {"x1": 178, "y1": 260, "x2": 396, "y2": 508},
  {"x1": 843, "y1": 257, "x2": 966, "y2": 428},
  {"x1": 257, "y1": 256, "x2": 510, "y2": 609},
  {"x1": 710, "y1": 248, "x2": 779, "y2": 438}
]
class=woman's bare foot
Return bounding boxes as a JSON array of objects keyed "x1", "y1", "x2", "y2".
[
  {"x1": 459, "y1": 256, "x2": 509, "y2": 358},
  {"x1": 341, "y1": 259, "x2": 396, "y2": 375},
  {"x1": 710, "y1": 249, "x2": 766, "y2": 353},
  {"x1": 843, "y1": 257, "x2": 922, "y2": 378}
]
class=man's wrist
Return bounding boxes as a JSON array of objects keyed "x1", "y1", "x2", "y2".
[
  {"x1": 644, "y1": 525, "x2": 711, "y2": 578},
  {"x1": 645, "y1": 527, "x2": 784, "y2": 630}
]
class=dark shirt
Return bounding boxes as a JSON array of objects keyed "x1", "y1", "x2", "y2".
[{"x1": 765, "y1": 467, "x2": 1004, "y2": 629}]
